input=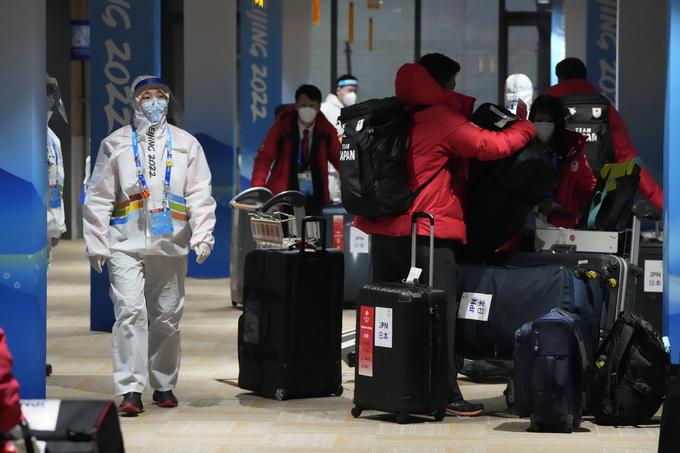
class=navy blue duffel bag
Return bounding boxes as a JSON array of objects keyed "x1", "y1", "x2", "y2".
[{"x1": 455, "y1": 264, "x2": 605, "y2": 360}]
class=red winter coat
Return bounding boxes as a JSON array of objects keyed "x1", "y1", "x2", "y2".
[
  {"x1": 354, "y1": 63, "x2": 536, "y2": 241},
  {"x1": 549, "y1": 129, "x2": 598, "y2": 228},
  {"x1": 251, "y1": 106, "x2": 340, "y2": 205},
  {"x1": 0, "y1": 329, "x2": 21, "y2": 433},
  {"x1": 545, "y1": 79, "x2": 663, "y2": 211}
]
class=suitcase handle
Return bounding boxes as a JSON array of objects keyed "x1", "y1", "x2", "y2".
[
  {"x1": 300, "y1": 216, "x2": 327, "y2": 253},
  {"x1": 411, "y1": 212, "x2": 435, "y2": 287}
]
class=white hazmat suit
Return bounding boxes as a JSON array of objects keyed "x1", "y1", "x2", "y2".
[{"x1": 83, "y1": 76, "x2": 216, "y2": 396}]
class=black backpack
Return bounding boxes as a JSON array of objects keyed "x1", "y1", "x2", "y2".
[
  {"x1": 561, "y1": 93, "x2": 615, "y2": 175},
  {"x1": 337, "y1": 97, "x2": 443, "y2": 218},
  {"x1": 463, "y1": 103, "x2": 559, "y2": 260},
  {"x1": 587, "y1": 311, "x2": 670, "y2": 425}
]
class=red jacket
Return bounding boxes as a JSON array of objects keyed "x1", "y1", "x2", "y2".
[
  {"x1": 545, "y1": 79, "x2": 663, "y2": 211},
  {"x1": 354, "y1": 63, "x2": 536, "y2": 241},
  {"x1": 0, "y1": 329, "x2": 21, "y2": 433},
  {"x1": 251, "y1": 106, "x2": 340, "y2": 205},
  {"x1": 549, "y1": 129, "x2": 598, "y2": 228}
]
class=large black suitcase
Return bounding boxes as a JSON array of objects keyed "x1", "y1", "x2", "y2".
[
  {"x1": 321, "y1": 204, "x2": 372, "y2": 308},
  {"x1": 238, "y1": 217, "x2": 344, "y2": 400},
  {"x1": 514, "y1": 309, "x2": 592, "y2": 433},
  {"x1": 24, "y1": 400, "x2": 124, "y2": 452},
  {"x1": 351, "y1": 213, "x2": 449, "y2": 424}
]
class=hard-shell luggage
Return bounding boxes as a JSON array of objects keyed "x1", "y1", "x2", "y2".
[
  {"x1": 587, "y1": 311, "x2": 669, "y2": 425},
  {"x1": 23, "y1": 400, "x2": 124, "y2": 453},
  {"x1": 237, "y1": 217, "x2": 344, "y2": 400},
  {"x1": 456, "y1": 264, "x2": 605, "y2": 360},
  {"x1": 321, "y1": 204, "x2": 372, "y2": 308},
  {"x1": 229, "y1": 187, "x2": 273, "y2": 307},
  {"x1": 351, "y1": 212, "x2": 449, "y2": 424},
  {"x1": 514, "y1": 309, "x2": 593, "y2": 433}
]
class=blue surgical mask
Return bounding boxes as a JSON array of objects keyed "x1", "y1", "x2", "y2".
[{"x1": 141, "y1": 98, "x2": 168, "y2": 124}]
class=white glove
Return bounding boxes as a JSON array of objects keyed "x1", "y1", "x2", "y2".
[
  {"x1": 89, "y1": 255, "x2": 106, "y2": 273},
  {"x1": 193, "y1": 243, "x2": 211, "y2": 264}
]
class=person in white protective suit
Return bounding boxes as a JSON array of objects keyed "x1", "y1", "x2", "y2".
[
  {"x1": 321, "y1": 74, "x2": 359, "y2": 203},
  {"x1": 46, "y1": 76, "x2": 67, "y2": 260},
  {"x1": 505, "y1": 73, "x2": 534, "y2": 115},
  {"x1": 83, "y1": 75, "x2": 216, "y2": 416}
]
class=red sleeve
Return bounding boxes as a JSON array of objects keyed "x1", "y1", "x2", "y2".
[
  {"x1": 0, "y1": 330, "x2": 21, "y2": 432},
  {"x1": 608, "y1": 107, "x2": 663, "y2": 210},
  {"x1": 443, "y1": 119, "x2": 536, "y2": 161},
  {"x1": 251, "y1": 121, "x2": 282, "y2": 187}
]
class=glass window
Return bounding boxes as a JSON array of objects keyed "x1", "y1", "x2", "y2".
[
  {"x1": 422, "y1": 0, "x2": 499, "y2": 104},
  {"x1": 336, "y1": 0, "x2": 415, "y2": 100},
  {"x1": 310, "y1": 0, "x2": 332, "y2": 94},
  {"x1": 508, "y1": 26, "x2": 539, "y2": 99}
]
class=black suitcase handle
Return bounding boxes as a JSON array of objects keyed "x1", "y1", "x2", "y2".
[
  {"x1": 300, "y1": 216, "x2": 327, "y2": 253},
  {"x1": 411, "y1": 212, "x2": 435, "y2": 287}
]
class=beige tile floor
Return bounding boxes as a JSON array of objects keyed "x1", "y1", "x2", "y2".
[{"x1": 46, "y1": 240, "x2": 662, "y2": 452}]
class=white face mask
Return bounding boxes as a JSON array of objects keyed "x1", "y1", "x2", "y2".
[
  {"x1": 342, "y1": 91, "x2": 357, "y2": 107},
  {"x1": 298, "y1": 107, "x2": 318, "y2": 124},
  {"x1": 534, "y1": 121, "x2": 555, "y2": 143}
]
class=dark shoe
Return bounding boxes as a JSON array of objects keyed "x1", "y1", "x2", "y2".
[
  {"x1": 153, "y1": 390, "x2": 178, "y2": 408},
  {"x1": 446, "y1": 400, "x2": 484, "y2": 417},
  {"x1": 118, "y1": 392, "x2": 143, "y2": 416}
]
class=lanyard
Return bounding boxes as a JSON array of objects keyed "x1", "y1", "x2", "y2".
[{"x1": 131, "y1": 125, "x2": 173, "y2": 200}]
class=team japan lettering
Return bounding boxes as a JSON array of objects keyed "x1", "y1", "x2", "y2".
[
  {"x1": 339, "y1": 143, "x2": 355, "y2": 161},
  {"x1": 468, "y1": 296, "x2": 487, "y2": 316}
]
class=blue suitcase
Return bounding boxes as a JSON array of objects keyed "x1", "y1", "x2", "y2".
[{"x1": 513, "y1": 309, "x2": 592, "y2": 433}]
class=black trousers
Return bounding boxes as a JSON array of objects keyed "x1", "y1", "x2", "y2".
[{"x1": 371, "y1": 234, "x2": 464, "y2": 402}]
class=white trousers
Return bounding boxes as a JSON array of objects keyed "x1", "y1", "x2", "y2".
[{"x1": 108, "y1": 251, "x2": 187, "y2": 395}]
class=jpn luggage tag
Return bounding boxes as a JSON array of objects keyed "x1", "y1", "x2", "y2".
[{"x1": 148, "y1": 200, "x2": 174, "y2": 236}]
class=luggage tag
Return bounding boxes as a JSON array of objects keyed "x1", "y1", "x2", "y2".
[
  {"x1": 148, "y1": 200, "x2": 174, "y2": 236},
  {"x1": 404, "y1": 266, "x2": 422, "y2": 284},
  {"x1": 49, "y1": 185, "x2": 62, "y2": 208},
  {"x1": 298, "y1": 170, "x2": 314, "y2": 196}
]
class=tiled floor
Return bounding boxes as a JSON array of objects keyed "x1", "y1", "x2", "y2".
[{"x1": 45, "y1": 240, "x2": 662, "y2": 452}]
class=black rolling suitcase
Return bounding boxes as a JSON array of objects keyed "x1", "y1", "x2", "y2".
[
  {"x1": 351, "y1": 213, "x2": 449, "y2": 424},
  {"x1": 23, "y1": 400, "x2": 124, "y2": 452},
  {"x1": 238, "y1": 217, "x2": 344, "y2": 400},
  {"x1": 514, "y1": 309, "x2": 593, "y2": 433},
  {"x1": 635, "y1": 240, "x2": 663, "y2": 333}
]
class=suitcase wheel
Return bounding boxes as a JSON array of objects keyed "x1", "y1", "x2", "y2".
[
  {"x1": 351, "y1": 405, "x2": 363, "y2": 418},
  {"x1": 334, "y1": 385, "x2": 344, "y2": 397},
  {"x1": 504, "y1": 380, "x2": 514, "y2": 410},
  {"x1": 433, "y1": 408, "x2": 446, "y2": 421},
  {"x1": 396, "y1": 413, "x2": 410, "y2": 425},
  {"x1": 274, "y1": 388, "x2": 287, "y2": 401}
]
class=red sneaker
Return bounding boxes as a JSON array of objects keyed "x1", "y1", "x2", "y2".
[
  {"x1": 153, "y1": 390, "x2": 178, "y2": 408},
  {"x1": 118, "y1": 392, "x2": 143, "y2": 416}
]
